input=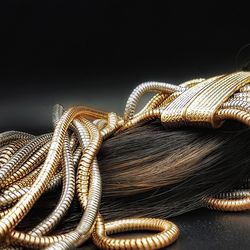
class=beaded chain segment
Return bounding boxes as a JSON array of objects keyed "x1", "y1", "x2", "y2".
[{"x1": 0, "y1": 71, "x2": 249, "y2": 249}]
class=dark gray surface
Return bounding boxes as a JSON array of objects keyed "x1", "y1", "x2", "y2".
[
  {"x1": 1, "y1": 83, "x2": 249, "y2": 249},
  {"x1": 1, "y1": 74, "x2": 249, "y2": 250},
  {"x1": 81, "y1": 209, "x2": 250, "y2": 250}
]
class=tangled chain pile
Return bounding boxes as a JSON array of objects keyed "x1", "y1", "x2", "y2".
[{"x1": 0, "y1": 71, "x2": 250, "y2": 249}]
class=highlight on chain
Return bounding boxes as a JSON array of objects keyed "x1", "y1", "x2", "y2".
[{"x1": 0, "y1": 71, "x2": 250, "y2": 249}]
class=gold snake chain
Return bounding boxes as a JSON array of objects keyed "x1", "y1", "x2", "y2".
[{"x1": 0, "y1": 71, "x2": 250, "y2": 249}]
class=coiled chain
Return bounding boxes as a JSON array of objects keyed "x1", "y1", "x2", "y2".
[{"x1": 0, "y1": 71, "x2": 250, "y2": 249}]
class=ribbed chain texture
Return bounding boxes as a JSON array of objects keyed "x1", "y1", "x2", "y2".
[
  {"x1": 124, "y1": 81, "x2": 185, "y2": 122},
  {"x1": 1, "y1": 71, "x2": 250, "y2": 249},
  {"x1": 161, "y1": 72, "x2": 250, "y2": 127}
]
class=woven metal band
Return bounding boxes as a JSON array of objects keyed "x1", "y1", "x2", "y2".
[{"x1": 161, "y1": 71, "x2": 250, "y2": 128}]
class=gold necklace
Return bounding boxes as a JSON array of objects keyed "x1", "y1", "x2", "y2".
[{"x1": 0, "y1": 71, "x2": 249, "y2": 249}]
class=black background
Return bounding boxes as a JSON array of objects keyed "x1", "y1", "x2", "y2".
[
  {"x1": 1, "y1": 1, "x2": 250, "y2": 78},
  {"x1": 0, "y1": 1, "x2": 250, "y2": 132},
  {"x1": 0, "y1": 1, "x2": 250, "y2": 249}
]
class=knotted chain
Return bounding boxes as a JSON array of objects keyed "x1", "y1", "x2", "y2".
[{"x1": 0, "y1": 71, "x2": 249, "y2": 249}]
